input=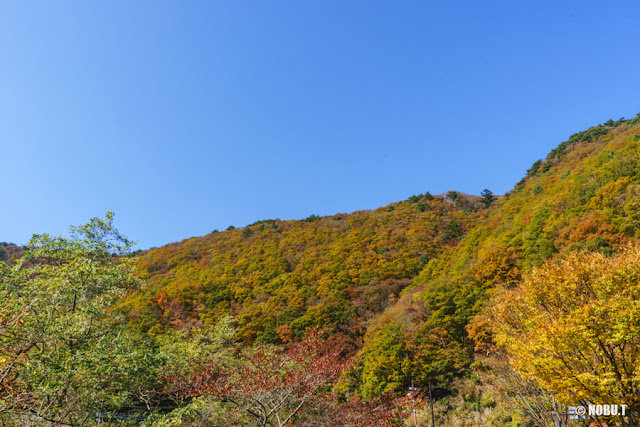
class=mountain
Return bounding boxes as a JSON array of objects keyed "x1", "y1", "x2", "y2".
[
  {"x1": 122, "y1": 113, "x2": 640, "y2": 423},
  {"x1": 356, "y1": 115, "x2": 640, "y2": 399},
  {"x1": 125, "y1": 190, "x2": 487, "y2": 350},
  {"x1": 0, "y1": 243, "x2": 25, "y2": 264}
]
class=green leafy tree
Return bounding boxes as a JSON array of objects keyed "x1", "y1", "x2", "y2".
[{"x1": 0, "y1": 212, "x2": 163, "y2": 425}]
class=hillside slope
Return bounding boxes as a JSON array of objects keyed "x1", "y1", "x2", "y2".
[
  {"x1": 355, "y1": 114, "x2": 640, "y2": 397},
  {"x1": 125, "y1": 193, "x2": 487, "y2": 348},
  {"x1": 0, "y1": 243, "x2": 25, "y2": 264},
  {"x1": 124, "y1": 113, "x2": 640, "y2": 409}
]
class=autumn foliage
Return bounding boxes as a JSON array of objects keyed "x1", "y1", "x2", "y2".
[
  {"x1": 490, "y1": 245, "x2": 640, "y2": 426},
  {"x1": 166, "y1": 329, "x2": 417, "y2": 426},
  {"x1": 125, "y1": 193, "x2": 480, "y2": 349}
]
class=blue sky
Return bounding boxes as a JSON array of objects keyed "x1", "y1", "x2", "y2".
[{"x1": 2, "y1": 1, "x2": 639, "y2": 249}]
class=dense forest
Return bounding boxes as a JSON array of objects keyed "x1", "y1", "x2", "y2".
[{"x1": 2, "y1": 114, "x2": 640, "y2": 426}]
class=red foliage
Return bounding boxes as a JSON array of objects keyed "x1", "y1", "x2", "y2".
[{"x1": 166, "y1": 328, "x2": 417, "y2": 425}]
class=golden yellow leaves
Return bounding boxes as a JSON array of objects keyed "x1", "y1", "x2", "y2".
[{"x1": 489, "y1": 244, "x2": 640, "y2": 410}]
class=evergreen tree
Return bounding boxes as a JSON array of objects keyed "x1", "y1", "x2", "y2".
[{"x1": 481, "y1": 188, "x2": 496, "y2": 208}]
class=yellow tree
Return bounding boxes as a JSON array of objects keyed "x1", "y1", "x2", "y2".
[{"x1": 490, "y1": 245, "x2": 640, "y2": 426}]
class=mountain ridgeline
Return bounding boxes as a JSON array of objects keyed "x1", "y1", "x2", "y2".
[{"x1": 121, "y1": 114, "x2": 640, "y2": 418}]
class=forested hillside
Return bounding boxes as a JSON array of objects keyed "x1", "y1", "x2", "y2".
[
  {"x1": 125, "y1": 191, "x2": 488, "y2": 350},
  {"x1": 0, "y1": 243, "x2": 24, "y2": 264},
  {"x1": 123, "y1": 113, "x2": 640, "y2": 425},
  {"x1": 355, "y1": 115, "x2": 640, "y2": 424}
]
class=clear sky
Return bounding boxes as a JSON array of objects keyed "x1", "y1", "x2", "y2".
[{"x1": 2, "y1": 1, "x2": 639, "y2": 249}]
